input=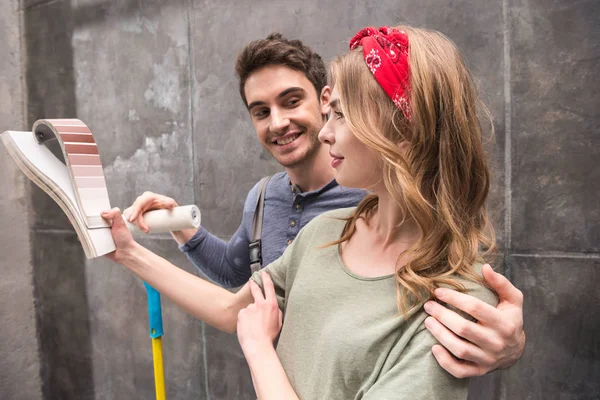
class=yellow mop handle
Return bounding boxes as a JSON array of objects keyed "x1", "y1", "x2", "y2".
[
  {"x1": 145, "y1": 282, "x2": 166, "y2": 400},
  {"x1": 151, "y1": 336, "x2": 166, "y2": 400}
]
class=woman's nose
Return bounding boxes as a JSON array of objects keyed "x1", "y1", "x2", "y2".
[{"x1": 318, "y1": 118, "x2": 335, "y2": 144}]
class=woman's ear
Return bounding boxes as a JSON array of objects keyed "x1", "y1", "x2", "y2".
[
  {"x1": 398, "y1": 140, "x2": 410, "y2": 157},
  {"x1": 320, "y1": 85, "x2": 332, "y2": 116}
]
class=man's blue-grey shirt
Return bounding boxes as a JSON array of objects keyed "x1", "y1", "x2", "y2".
[{"x1": 179, "y1": 172, "x2": 366, "y2": 287}]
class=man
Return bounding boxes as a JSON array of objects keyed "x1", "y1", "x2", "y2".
[{"x1": 127, "y1": 33, "x2": 525, "y2": 378}]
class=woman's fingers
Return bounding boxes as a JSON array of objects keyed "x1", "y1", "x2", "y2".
[
  {"x1": 249, "y1": 279, "x2": 265, "y2": 303},
  {"x1": 128, "y1": 192, "x2": 178, "y2": 222},
  {"x1": 261, "y1": 271, "x2": 277, "y2": 304}
]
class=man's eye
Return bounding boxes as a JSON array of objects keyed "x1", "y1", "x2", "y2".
[
  {"x1": 287, "y1": 98, "x2": 300, "y2": 107},
  {"x1": 255, "y1": 109, "x2": 269, "y2": 119}
]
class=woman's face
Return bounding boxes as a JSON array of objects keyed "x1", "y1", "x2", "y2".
[{"x1": 318, "y1": 87, "x2": 382, "y2": 190}]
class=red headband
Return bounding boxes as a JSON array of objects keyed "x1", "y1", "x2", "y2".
[{"x1": 349, "y1": 26, "x2": 411, "y2": 120}]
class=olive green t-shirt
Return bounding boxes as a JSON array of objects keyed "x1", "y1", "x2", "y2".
[{"x1": 252, "y1": 207, "x2": 497, "y2": 400}]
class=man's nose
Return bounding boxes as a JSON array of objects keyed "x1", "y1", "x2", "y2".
[{"x1": 269, "y1": 109, "x2": 290, "y2": 133}]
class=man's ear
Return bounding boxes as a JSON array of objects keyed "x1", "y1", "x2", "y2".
[{"x1": 320, "y1": 85, "x2": 332, "y2": 116}]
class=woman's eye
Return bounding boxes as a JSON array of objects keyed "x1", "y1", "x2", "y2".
[{"x1": 334, "y1": 111, "x2": 344, "y2": 120}]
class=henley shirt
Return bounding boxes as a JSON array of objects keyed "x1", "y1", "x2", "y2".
[{"x1": 179, "y1": 171, "x2": 366, "y2": 287}]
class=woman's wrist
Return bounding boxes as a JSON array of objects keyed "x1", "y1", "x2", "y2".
[
  {"x1": 241, "y1": 338, "x2": 276, "y2": 361},
  {"x1": 119, "y1": 241, "x2": 145, "y2": 267}
]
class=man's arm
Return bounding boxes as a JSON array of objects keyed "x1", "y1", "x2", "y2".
[
  {"x1": 424, "y1": 264, "x2": 526, "y2": 378},
  {"x1": 179, "y1": 222, "x2": 253, "y2": 288},
  {"x1": 102, "y1": 208, "x2": 254, "y2": 333}
]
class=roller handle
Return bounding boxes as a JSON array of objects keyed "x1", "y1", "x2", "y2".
[{"x1": 123, "y1": 205, "x2": 201, "y2": 234}]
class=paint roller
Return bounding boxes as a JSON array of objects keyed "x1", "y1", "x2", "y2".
[{"x1": 123, "y1": 204, "x2": 201, "y2": 234}]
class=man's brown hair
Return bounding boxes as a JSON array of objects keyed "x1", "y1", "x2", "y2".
[{"x1": 235, "y1": 33, "x2": 327, "y2": 106}]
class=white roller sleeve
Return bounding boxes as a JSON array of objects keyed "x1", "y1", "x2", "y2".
[{"x1": 124, "y1": 205, "x2": 201, "y2": 234}]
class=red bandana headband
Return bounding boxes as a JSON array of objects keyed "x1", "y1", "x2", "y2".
[{"x1": 349, "y1": 26, "x2": 411, "y2": 120}]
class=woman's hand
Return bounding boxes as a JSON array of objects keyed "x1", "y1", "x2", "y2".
[
  {"x1": 237, "y1": 271, "x2": 283, "y2": 358},
  {"x1": 101, "y1": 207, "x2": 139, "y2": 263},
  {"x1": 124, "y1": 191, "x2": 179, "y2": 233}
]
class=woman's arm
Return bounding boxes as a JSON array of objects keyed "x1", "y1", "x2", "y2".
[
  {"x1": 237, "y1": 272, "x2": 299, "y2": 400},
  {"x1": 123, "y1": 190, "x2": 255, "y2": 288},
  {"x1": 102, "y1": 208, "x2": 253, "y2": 333}
]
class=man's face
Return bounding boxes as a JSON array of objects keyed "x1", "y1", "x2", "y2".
[{"x1": 244, "y1": 65, "x2": 329, "y2": 168}]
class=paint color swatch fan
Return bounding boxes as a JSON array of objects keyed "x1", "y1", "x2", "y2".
[
  {"x1": 1, "y1": 119, "x2": 201, "y2": 258},
  {"x1": 1, "y1": 118, "x2": 200, "y2": 399}
]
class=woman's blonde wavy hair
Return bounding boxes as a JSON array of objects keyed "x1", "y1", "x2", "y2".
[{"x1": 329, "y1": 25, "x2": 496, "y2": 314}]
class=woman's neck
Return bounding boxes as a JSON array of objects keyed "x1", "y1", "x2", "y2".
[{"x1": 368, "y1": 191, "x2": 421, "y2": 251}]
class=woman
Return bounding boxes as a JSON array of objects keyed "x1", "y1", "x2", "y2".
[{"x1": 102, "y1": 25, "x2": 497, "y2": 399}]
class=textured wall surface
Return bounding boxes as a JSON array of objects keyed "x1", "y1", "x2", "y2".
[
  {"x1": 0, "y1": 0, "x2": 598, "y2": 399},
  {"x1": 0, "y1": 0, "x2": 43, "y2": 399}
]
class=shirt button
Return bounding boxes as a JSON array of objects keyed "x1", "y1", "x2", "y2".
[
  {"x1": 290, "y1": 220, "x2": 296, "y2": 227},
  {"x1": 287, "y1": 239, "x2": 293, "y2": 245},
  {"x1": 295, "y1": 203, "x2": 301, "y2": 210}
]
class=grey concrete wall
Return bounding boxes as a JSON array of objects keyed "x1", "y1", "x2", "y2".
[
  {"x1": 0, "y1": 0, "x2": 43, "y2": 399},
  {"x1": 0, "y1": 0, "x2": 597, "y2": 399}
]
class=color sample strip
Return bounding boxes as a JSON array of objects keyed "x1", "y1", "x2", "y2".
[
  {"x1": 56, "y1": 125, "x2": 92, "y2": 133},
  {"x1": 79, "y1": 188, "x2": 111, "y2": 215},
  {"x1": 74, "y1": 176, "x2": 107, "y2": 189},
  {"x1": 68, "y1": 154, "x2": 102, "y2": 165},
  {"x1": 64, "y1": 142, "x2": 99, "y2": 155},
  {"x1": 60, "y1": 133, "x2": 95, "y2": 143},
  {"x1": 71, "y1": 165, "x2": 103, "y2": 176},
  {"x1": 41, "y1": 119, "x2": 111, "y2": 228}
]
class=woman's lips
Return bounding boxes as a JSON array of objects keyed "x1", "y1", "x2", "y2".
[{"x1": 329, "y1": 152, "x2": 344, "y2": 168}]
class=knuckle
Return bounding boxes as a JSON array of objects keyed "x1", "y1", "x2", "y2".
[
  {"x1": 515, "y1": 289, "x2": 524, "y2": 304},
  {"x1": 455, "y1": 323, "x2": 471, "y2": 338},
  {"x1": 503, "y1": 322, "x2": 519, "y2": 339},
  {"x1": 464, "y1": 302, "x2": 482, "y2": 317},
  {"x1": 488, "y1": 338, "x2": 504, "y2": 354},
  {"x1": 454, "y1": 347, "x2": 470, "y2": 360}
]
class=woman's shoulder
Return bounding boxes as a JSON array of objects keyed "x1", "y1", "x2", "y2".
[
  {"x1": 294, "y1": 207, "x2": 356, "y2": 243},
  {"x1": 314, "y1": 206, "x2": 357, "y2": 222},
  {"x1": 449, "y1": 264, "x2": 499, "y2": 307}
]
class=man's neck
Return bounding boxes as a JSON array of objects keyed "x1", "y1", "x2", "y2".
[{"x1": 285, "y1": 145, "x2": 335, "y2": 192}]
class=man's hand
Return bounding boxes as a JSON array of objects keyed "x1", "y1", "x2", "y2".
[
  {"x1": 124, "y1": 191, "x2": 179, "y2": 233},
  {"x1": 237, "y1": 271, "x2": 283, "y2": 358},
  {"x1": 424, "y1": 264, "x2": 525, "y2": 378}
]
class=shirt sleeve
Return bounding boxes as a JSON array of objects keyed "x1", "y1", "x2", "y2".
[
  {"x1": 363, "y1": 277, "x2": 498, "y2": 400},
  {"x1": 362, "y1": 323, "x2": 469, "y2": 400},
  {"x1": 250, "y1": 214, "x2": 318, "y2": 314},
  {"x1": 178, "y1": 182, "x2": 260, "y2": 288}
]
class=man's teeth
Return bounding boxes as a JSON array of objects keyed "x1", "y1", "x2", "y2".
[{"x1": 276, "y1": 134, "x2": 299, "y2": 145}]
